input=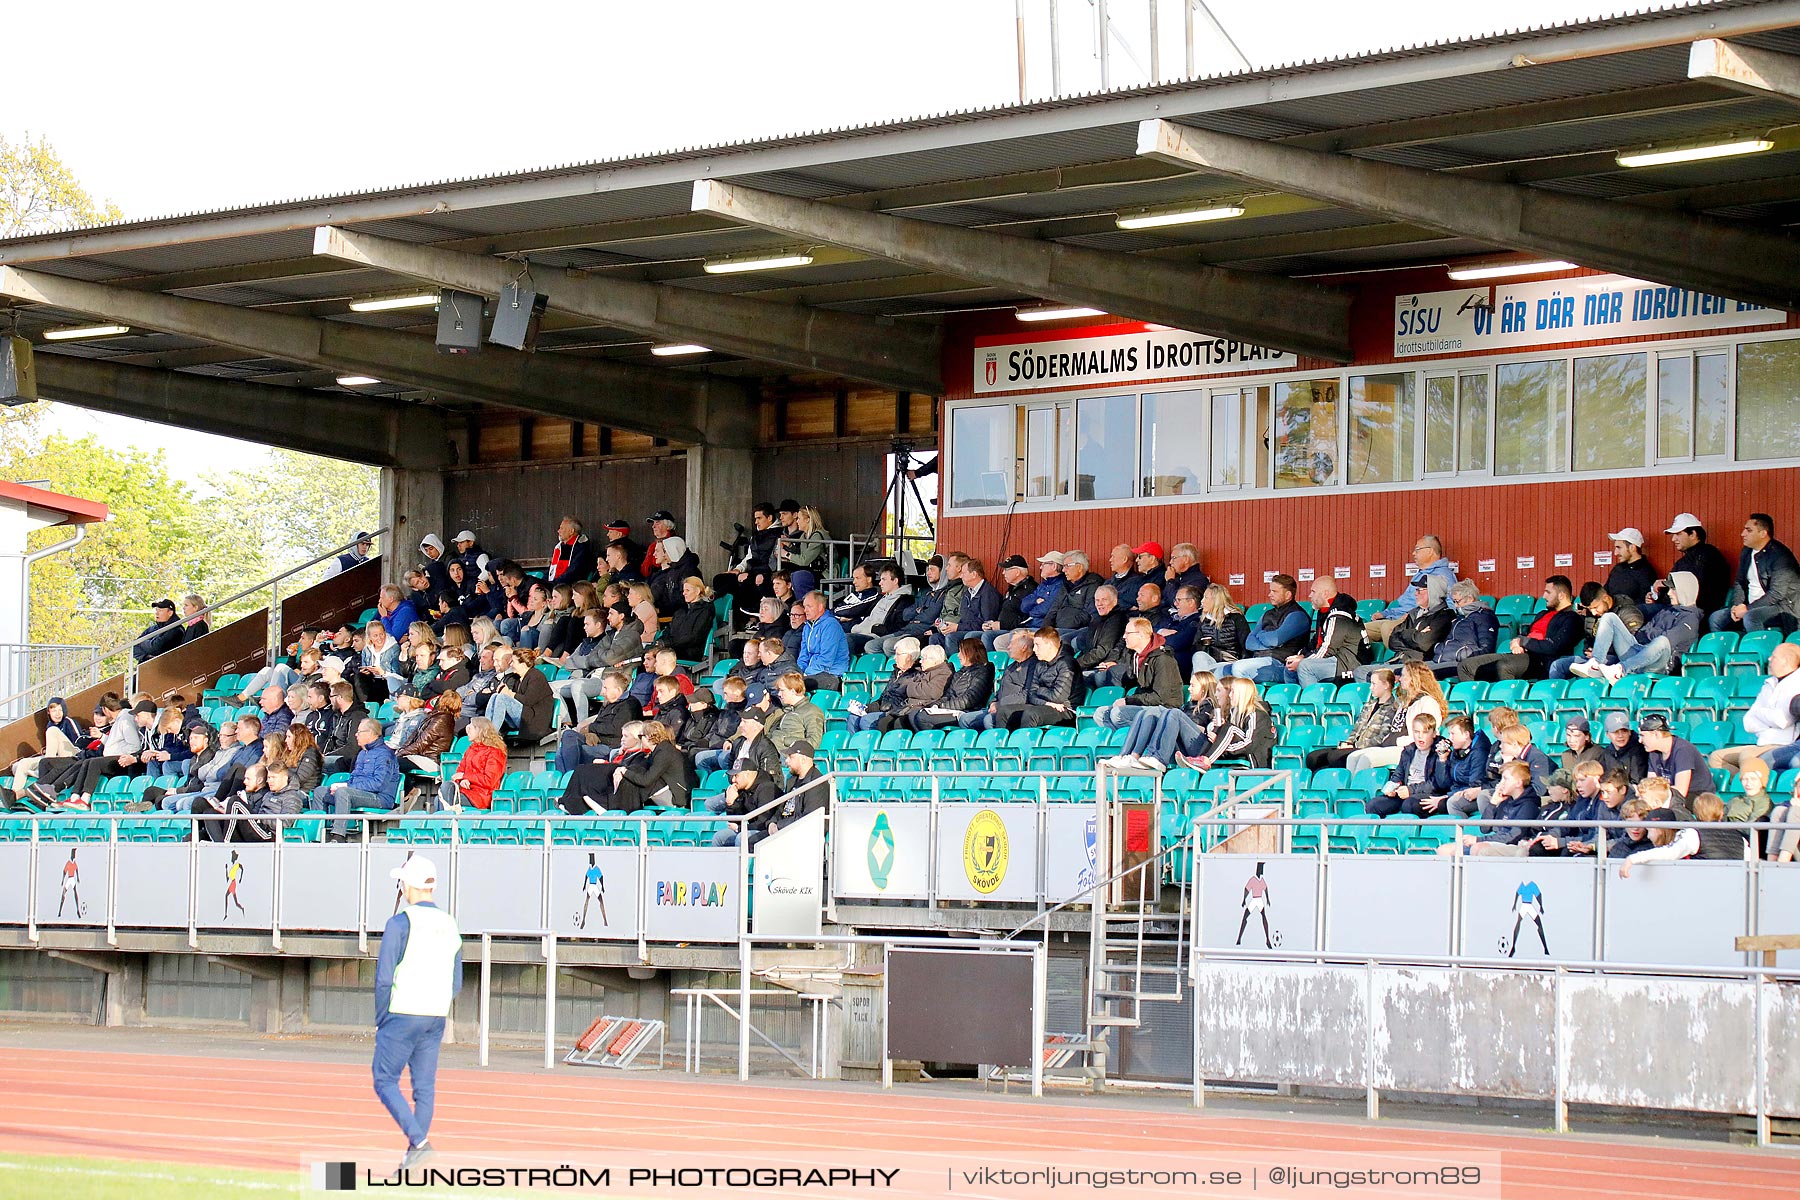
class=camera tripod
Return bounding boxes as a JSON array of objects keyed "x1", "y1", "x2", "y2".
[{"x1": 858, "y1": 442, "x2": 937, "y2": 576}]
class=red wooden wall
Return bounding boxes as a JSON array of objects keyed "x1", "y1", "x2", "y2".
[
  {"x1": 933, "y1": 264, "x2": 1800, "y2": 603},
  {"x1": 937, "y1": 467, "x2": 1797, "y2": 604}
]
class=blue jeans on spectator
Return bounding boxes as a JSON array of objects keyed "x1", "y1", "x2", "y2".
[
  {"x1": 1710, "y1": 604, "x2": 1800, "y2": 635},
  {"x1": 554, "y1": 729, "x2": 613, "y2": 774},
  {"x1": 1553, "y1": 611, "x2": 1638, "y2": 677},
  {"x1": 957, "y1": 709, "x2": 993, "y2": 730},
  {"x1": 1759, "y1": 742, "x2": 1800, "y2": 772},
  {"x1": 844, "y1": 710, "x2": 882, "y2": 734},
  {"x1": 238, "y1": 662, "x2": 299, "y2": 699},
  {"x1": 161, "y1": 790, "x2": 201, "y2": 814},
  {"x1": 498, "y1": 618, "x2": 523, "y2": 642},
  {"x1": 704, "y1": 794, "x2": 728, "y2": 814},
  {"x1": 1619, "y1": 636, "x2": 1674, "y2": 675},
  {"x1": 1119, "y1": 707, "x2": 1209, "y2": 764},
  {"x1": 1093, "y1": 699, "x2": 1137, "y2": 730},
  {"x1": 694, "y1": 747, "x2": 731, "y2": 775},
  {"x1": 372, "y1": 1013, "x2": 444, "y2": 1149},
  {"x1": 486, "y1": 694, "x2": 523, "y2": 733},
  {"x1": 713, "y1": 826, "x2": 767, "y2": 849},
  {"x1": 1294, "y1": 658, "x2": 1339, "y2": 687},
  {"x1": 145, "y1": 759, "x2": 182, "y2": 780},
  {"x1": 1225, "y1": 656, "x2": 1276, "y2": 680},
  {"x1": 313, "y1": 783, "x2": 388, "y2": 838}
]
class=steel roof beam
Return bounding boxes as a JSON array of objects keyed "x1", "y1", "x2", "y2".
[
  {"x1": 1138, "y1": 118, "x2": 1800, "y2": 312},
  {"x1": 311, "y1": 225, "x2": 943, "y2": 394},
  {"x1": 32, "y1": 352, "x2": 450, "y2": 469},
  {"x1": 0, "y1": 267, "x2": 750, "y2": 446},
  {"x1": 691, "y1": 179, "x2": 1353, "y2": 362},
  {"x1": 1688, "y1": 38, "x2": 1800, "y2": 109}
]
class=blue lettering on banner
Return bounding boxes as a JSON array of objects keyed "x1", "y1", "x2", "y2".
[{"x1": 1395, "y1": 273, "x2": 1784, "y2": 357}]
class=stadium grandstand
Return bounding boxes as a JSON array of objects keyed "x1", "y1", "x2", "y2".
[{"x1": 5, "y1": 0, "x2": 1800, "y2": 1161}]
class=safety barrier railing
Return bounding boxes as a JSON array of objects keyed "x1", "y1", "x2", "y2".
[
  {"x1": 0, "y1": 808, "x2": 756, "y2": 961},
  {"x1": 0, "y1": 528, "x2": 390, "y2": 713},
  {"x1": 1181, "y1": 814, "x2": 1800, "y2": 974},
  {"x1": 0, "y1": 642, "x2": 99, "y2": 721}
]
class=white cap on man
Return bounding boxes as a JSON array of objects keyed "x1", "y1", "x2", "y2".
[
  {"x1": 1607, "y1": 527, "x2": 1645, "y2": 547},
  {"x1": 1664, "y1": 514, "x2": 1703, "y2": 534},
  {"x1": 453, "y1": 530, "x2": 476, "y2": 545},
  {"x1": 390, "y1": 855, "x2": 439, "y2": 891}
]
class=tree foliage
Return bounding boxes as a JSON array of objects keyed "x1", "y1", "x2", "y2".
[
  {"x1": 0, "y1": 132, "x2": 122, "y2": 237},
  {"x1": 2, "y1": 423, "x2": 234, "y2": 655},
  {"x1": 200, "y1": 449, "x2": 380, "y2": 592}
]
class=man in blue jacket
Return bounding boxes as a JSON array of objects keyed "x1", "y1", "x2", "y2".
[
  {"x1": 1364, "y1": 534, "x2": 1458, "y2": 648},
  {"x1": 1225, "y1": 575, "x2": 1310, "y2": 681},
  {"x1": 374, "y1": 854, "x2": 462, "y2": 1168},
  {"x1": 378, "y1": 585, "x2": 420, "y2": 643},
  {"x1": 796, "y1": 590, "x2": 850, "y2": 691},
  {"x1": 313, "y1": 719, "x2": 400, "y2": 841}
]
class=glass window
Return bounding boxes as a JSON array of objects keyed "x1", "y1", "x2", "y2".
[
  {"x1": 948, "y1": 405, "x2": 1010, "y2": 509},
  {"x1": 1458, "y1": 372, "x2": 1489, "y2": 474},
  {"x1": 1424, "y1": 376, "x2": 1456, "y2": 476},
  {"x1": 1347, "y1": 371, "x2": 1416, "y2": 485},
  {"x1": 1209, "y1": 390, "x2": 1244, "y2": 489},
  {"x1": 1495, "y1": 359, "x2": 1567, "y2": 477},
  {"x1": 1018, "y1": 403, "x2": 1072, "y2": 500},
  {"x1": 1571, "y1": 352, "x2": 1646, "y2": 472},
  {"x1": 1273, "y1": 379, "x2": 1339, "y2": 489},
  {"x1": 1696, "y1": 351, "x2": 1728, "y2": 459},
  {"x1": 1657, "y1": 354, "x2": 1693, "y2": 460},
  {"x1": 1737, "y1": 339, "x2": 1800, "y2": 461},
  {"x1": 1140, "y1": 389, "x2": 1205, "y2": 496},
  {"x1": 1076, "y1": 393, "x2": 1136, "y2": 502}
]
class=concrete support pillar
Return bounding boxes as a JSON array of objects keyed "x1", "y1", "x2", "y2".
[
  {"x1": 684, "y1": 446, "x2": 754, "y2": 579},
  {"x1": 379, "y1": 467, "x2": 447, "y2": 588},
  {"x1": 206, "y1": 955, "x2": 308, "y2": 1034},
  {"x1": 48, "y1": 950, "x2": 143, "y2": 1027}
]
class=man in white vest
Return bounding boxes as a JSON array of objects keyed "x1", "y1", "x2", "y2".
[
  {"x1": 1710, "y1": 642, "x2": 1800, "y2": 777},
  {"x1": 373, "y1": 855, "x2": 462, "y2": 1167}
]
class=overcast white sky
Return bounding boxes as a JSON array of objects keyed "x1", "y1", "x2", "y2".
[{"x1": 6, "y1": 0, "x2": 1669, "y2": 479}]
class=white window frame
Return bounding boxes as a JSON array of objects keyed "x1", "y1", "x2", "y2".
[
  {"x1": 1653, "y1": 343, "x2": 1734, "y2": 467},
  {"x1": 938, "y1": 326, "x2": 1800, "y2": 516}
]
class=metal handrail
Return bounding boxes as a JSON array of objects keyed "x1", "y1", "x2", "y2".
[
  {"x1": 1003, "y1": 773, "x2": 1204, "y2": 942},
  {"x1": 0, "y1": 527, "x2": 389, "y2": 712}
]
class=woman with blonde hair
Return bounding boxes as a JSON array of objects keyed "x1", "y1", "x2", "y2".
[
  {"x1": 469, "y1": 615, "x2": 505, "y2": 649},
  {"x1": 1189, "y1": 584, "x2": 1250, "y2": 673},
  {"x1": 1105, "y1": 670, "x2": 1221, "y2": 773},
  {"x1": 1176, "y1": 676, "x2": 1273, "y2": 771},
  {"x1": 782, "y1": 506, "x2": 830, "y2": 595},
  {"x1": 439, "y1": 715, "x2": 507, "y2": 811},
  {"x1": 1348, "y1": 661, "x2": 1445, "y2": 774},
  {"x1": 669, "y1": 577, "x2": 716, "y2": 662}
]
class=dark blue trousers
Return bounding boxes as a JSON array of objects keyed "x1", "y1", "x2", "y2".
[{"x1": 372, "y1": 1013, "x2": 444, "y2": 1147}]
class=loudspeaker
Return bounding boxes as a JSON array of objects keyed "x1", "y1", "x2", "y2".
[
  {"x1": 1, "y1": 336, "x2": 36, "y2": 406},
  {"x1": 488, "y1": 280, "x2": 547, "y2": 350},
  {"x1": 435, "y1": 289, "x2": 486, "y2": 355}
]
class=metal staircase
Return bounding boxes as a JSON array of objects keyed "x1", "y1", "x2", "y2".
[{"x1": 1007, "y1": 767, "x2": 1294, "y2": 1090}]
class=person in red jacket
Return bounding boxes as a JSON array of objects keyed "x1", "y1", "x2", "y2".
[{"x1": 439, "y1": 718, "x2": 508, "y2": 811}]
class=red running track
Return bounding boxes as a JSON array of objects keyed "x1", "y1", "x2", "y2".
[{"x1": 0, "y1": 1046, "x2": 1796, "y2": 1198}]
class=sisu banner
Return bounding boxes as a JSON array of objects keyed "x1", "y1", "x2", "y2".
[
  {"x1": 1394, "y1": 273, "x2": 1786, "y2": 358},
  {"x1": 974, "y1": 322, "x2": 1295, "y2": 394}
]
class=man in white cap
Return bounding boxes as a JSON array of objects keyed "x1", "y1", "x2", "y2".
[
  {"x1": 1651, "y1": 514, "x2": 1733, "y2": 616},
  {"x1": 451, "y1": 530, "x2": 488, "y2": 579},
  {"x1": 373, "y1": 855, "x2": 462, "y2": 1167},
  {"x1": 1602, "y1": 527, "x2": 1655, "y2": 606}
]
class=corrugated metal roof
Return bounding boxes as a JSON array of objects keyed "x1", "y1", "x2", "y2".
[{"x1": 0, "y1": 0, "x2": 1774, "y2": 245}]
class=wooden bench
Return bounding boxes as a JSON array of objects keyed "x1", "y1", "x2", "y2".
[{"x1": 1734, "y1": 933, "x2": 1800, "y2": 967}]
